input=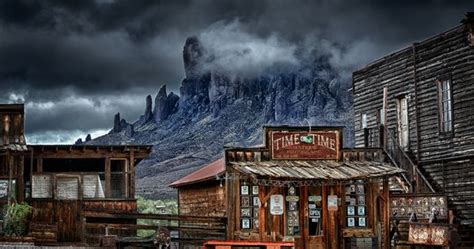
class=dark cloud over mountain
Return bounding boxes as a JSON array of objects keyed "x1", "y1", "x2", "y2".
[{"x1": 0, "y1": 0, "x2": 472, "y2": 143}]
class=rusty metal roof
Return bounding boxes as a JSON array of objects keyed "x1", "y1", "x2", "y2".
[
  {"x1": 230, "y1": 160, "x2": 404, "y2": 180},
  {"x1": 169, "y1": 158, "x2": 225, "y2": 188}
]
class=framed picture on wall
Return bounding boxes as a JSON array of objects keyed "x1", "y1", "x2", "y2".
[
  {"x1": 356, "y1": 184, "x2": 365, "y2": 194},
  {"x1": 347, "y1": 217, "x2": 355, "y2": 227},
  {"x1": 358, "y1": 217, "x2": 366, "y2": 227},
  {"x1": 347, "y1": 206, "x2": 355, "y2": 216},
  {"x1": 253, "y1": 197, "x2": 260, "y2": 207},
  {"x1": 357, "y1": 195, "x2": 366, "y2": 205},
  {"x1": 252, "y1": 186, "x2": 259, "y2": 195},
  {"x1": 241, "y1": 185, "x2": 249, "y2": 195},
  {"x1": 241, "y1": 218, "x2": 250, "y2": 229},
  {"x1": 241, "y1": 196, "x2": 250, "y2": 207},
  {"x1": 357, "y1": 206, "x2": 365, "y2": 216},
  {"x1": 241, "y1": 208, "x2": 251, "y2": 217}
]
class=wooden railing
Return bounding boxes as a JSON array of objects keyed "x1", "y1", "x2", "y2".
[
  {"x1": 83, "y1": 211, "x2": 227, "y2": 246},
  {"x1": 383, "y1": 126, "x2": 435, "y2": 193}
]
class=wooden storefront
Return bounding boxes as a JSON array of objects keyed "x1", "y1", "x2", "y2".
[
  {"x1": 26, "y1": 145, "x2": 152, "y2": 243},
  {"x1": 224, "y1": 126, "x2": 404, "y2": 249},
  {"x1": 0, "y1": 103, "x2": 152, "y2": 244}
]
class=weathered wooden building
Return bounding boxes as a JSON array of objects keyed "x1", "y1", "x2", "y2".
[
  {"x1": 170, "y1": 158, "x2": 226, "y2": 218},
  {"x1": 27, "y1": 144, "x2": 151, "y2": 243},
  {"x1": 353, "y1": 12, "x2": 474, "y2": 247},
  {"x1": 0, "y1": 104, "x2": 27, "y2": 206},
  {"x1": 0, "y1": 104, "x2": 152, "y2": 244},
  {"x1": 174, "y1": 126, "x2": 405, "y2": 249}
]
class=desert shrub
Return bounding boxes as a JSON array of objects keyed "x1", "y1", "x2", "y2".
[{"x1": 3, "y1": 202, "x2": 32, "y2": 236}]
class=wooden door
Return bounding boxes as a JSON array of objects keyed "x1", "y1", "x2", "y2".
[
  {"x1": 397, "y1": 97, "x2": 409, "y2": 150},
  {"x1": 55, "y1": 175, "x2": 82, "y2": 242},
  {"x1": 305, "y1": 186, "x2": 325, "y2": 249}
]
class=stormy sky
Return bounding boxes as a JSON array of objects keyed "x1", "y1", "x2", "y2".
[{"x1": 0, "y1": 0, "x2": 472, "y2": 144}]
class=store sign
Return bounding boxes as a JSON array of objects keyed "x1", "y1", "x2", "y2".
[
  {"x1": 408, "y1": 223, "x2": 449, "y2": 246},
  {"x1": 271, "y1": 131, "x2": 340, "y2": 160},
  {"x1": 270, "y1": 194, "x2": 284, "y2": 215},
  {"x1": 328, "y1": 195, "x2": 338, "y2": 211}
]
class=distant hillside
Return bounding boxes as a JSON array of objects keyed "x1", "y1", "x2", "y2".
[{"x1": 88, "y1": 36, "x2": 353, "y2": 199}]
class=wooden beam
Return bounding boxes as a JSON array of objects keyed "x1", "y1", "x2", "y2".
[
  {"x1": 383, "y1": 178, "x2": 390, "y2": 249},
  {"x1": 129, "y1": 149, "x2": 135, "y2": 198},
  {"x1": 37, "y1": 157, "x2": 43, "y2": 173},
  {"x1": 258, "y1": 185, "x2": 265, "y2": 240},
  {"x1": 105, "y1": 158, "x2": 111, "y2": 198},
  {"x1": 18, "y1": 155, "x2": 24, "y2": 202}
]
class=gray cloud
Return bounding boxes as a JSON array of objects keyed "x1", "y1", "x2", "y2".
[{"x1": 0, "y1": 0, "x2": 472, "y2": 143}]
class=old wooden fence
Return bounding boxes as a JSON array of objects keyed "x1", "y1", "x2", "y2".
[{"x1": 83, "y1": 210, "x2": 227, "y2": 246}]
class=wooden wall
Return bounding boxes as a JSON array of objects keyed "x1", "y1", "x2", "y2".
[
  {"x1": 353, "y1": 20, "x2": 474, "y2": 234},
  {"x1": 353, "y1": 24, "x2": 474, "y2": 161},
  {"x1": 178, "y1": 182, "x2": 225, "y2": 217}
]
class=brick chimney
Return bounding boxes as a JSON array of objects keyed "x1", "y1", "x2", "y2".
[{"x1": 462, "y1": 12, "x2": 474, "y2": 46}]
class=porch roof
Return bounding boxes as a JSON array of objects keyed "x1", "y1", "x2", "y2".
[{"x1": 230, "y1": 160, "x2": 404, "y2": 181}]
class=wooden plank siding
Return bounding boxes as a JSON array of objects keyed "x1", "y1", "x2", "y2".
[{"x1": 353, "y1": 17, "x2": 474, "y2": 238}]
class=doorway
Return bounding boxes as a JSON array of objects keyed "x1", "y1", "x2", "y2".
[
  {"x1": 55, "y1": 175, "x2": 82, "y2": 242},
  {"x1": 396, "y1": 97, "x2": 409, "y2": 150},
  {"x1": 306, "y1": 186, "x2": 325, "y2": 249}
]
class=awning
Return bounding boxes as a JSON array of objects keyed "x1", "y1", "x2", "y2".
[{"x1": 230, "y1": 160, "x2": 404, "y2": 181}]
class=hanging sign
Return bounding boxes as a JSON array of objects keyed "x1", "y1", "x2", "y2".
[
  {"x1": 270, "y1": 194, "x2": 284, "y2": 215},
  {"x1": 328, "y1": 195, "x2": 338, "y2": 211},
  {"x1": 286, "y1": 196, "x2": 299, "y2": 202},
  {"x1": 309, "y1": 195, "x2": 322, "y2": 202},
  {"x1": 270, "y1": 130, "x2": 340, "y2": 160}
]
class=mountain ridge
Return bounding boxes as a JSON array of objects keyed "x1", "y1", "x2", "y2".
[{"x1": 87, "y1": 36, "x2": 354, "y2": 198}]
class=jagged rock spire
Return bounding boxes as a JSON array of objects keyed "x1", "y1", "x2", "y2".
[
  {"x1": 113, "y1": 112, "x2": 121, "y2": 133},
  {"x1": 85, "y1": 134, "x2": 92, "y2": 142},
  {"x1": 144, "y1": 95, "x2": 153, "y2": 121},
  {"x1": 154, "y1": 85, "x2": 168, "y2": 122}
]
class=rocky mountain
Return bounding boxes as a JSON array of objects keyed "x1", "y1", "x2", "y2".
[{"x1": 88, "y1": 36, "x2": 354, "y2": 199}]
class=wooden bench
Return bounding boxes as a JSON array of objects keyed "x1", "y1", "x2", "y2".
[{"x1": 202, "y1": 240, "x2": 294, "y2": 249}]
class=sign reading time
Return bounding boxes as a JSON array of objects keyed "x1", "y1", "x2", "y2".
[{"x1": 270, "y1": 130, "x2": 340, "y2": 160}]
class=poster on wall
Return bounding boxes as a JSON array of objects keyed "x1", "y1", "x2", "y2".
[
  {"x1": 328, "y1": 195, "x2": 338, "y2": 211},
  {"x1": 270, "y1": 194, "x2": 284, "y2": 215}
]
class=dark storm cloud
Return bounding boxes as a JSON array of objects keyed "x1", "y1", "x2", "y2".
[{"x1": 0, "y1": 0, "x2": 472, "y2": 143}]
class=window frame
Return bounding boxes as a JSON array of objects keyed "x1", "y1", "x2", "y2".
[{"x1": 436, "y1": 75, "x2": 454, "y2": 135}]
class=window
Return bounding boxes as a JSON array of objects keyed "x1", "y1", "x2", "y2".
[
  {"x1": 345, "y1": 180, "x2": 367, "y2": 228},
  {"x1": 240, "y1": 182, "x2": 259, "y2": 230},
  {"x1": 361, "y1": 114, "x2": 367, "y2": 129},
  {"x1": 437, "y1": 78, "x2": 453, "y2": 133}
]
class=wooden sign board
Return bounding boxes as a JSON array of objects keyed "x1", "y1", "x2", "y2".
[
  {"x1": 390, "y1": 194, "x2": 448, "y2": 220},
  {"x1": 270, "y1": 194, "x2": 284, "y2": 215},
  {"x1": 408, "y1": 223, "x2": 449, "y2": 246},
  {"x1": 328, "y1": 195, "x2": 338, "y2": 211},
  {"x1": 270, "y1": 130, "x2": 340, "y2": 160}
]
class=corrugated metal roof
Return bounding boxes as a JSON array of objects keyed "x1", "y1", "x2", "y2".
[
  {"x1": 169, "y1": 158, "x2": 225, "y2": 188},
  {"x1": 230, "y1": 160, "x2": 404, "y2": 180}
]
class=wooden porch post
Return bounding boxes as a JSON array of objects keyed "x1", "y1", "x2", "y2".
[
  {"x1": 328, "y1": 186, "x2": 338, "y2": 249},
  {"x1": 383, "y1": 178, "x2": 390, "y2": 249},
  {"x1": 105, "y1": 157, "x2": 111, "y2": 198},
  {"x1": 129, "y1": 149, "x2": 135, "y2": 198},
  {"x1": 18, "y1": 154, "x2": 24, "y2": 202}
]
